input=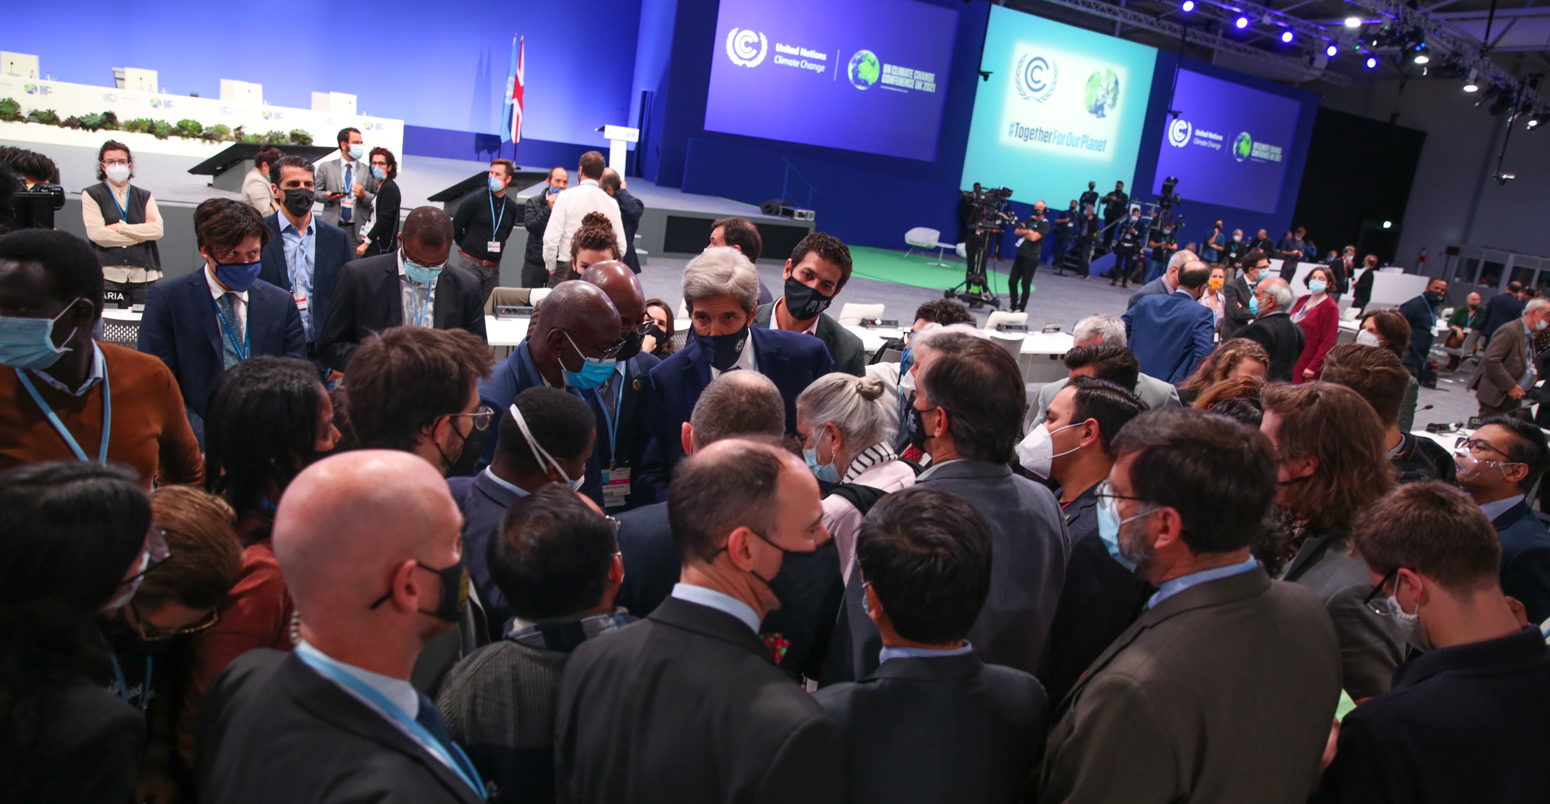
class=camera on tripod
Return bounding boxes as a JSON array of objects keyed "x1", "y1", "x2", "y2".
[{"x1": 8, "y1": 181, "x2": 66, "y2": 230}]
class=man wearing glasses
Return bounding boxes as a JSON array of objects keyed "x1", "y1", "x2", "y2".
[
  {"x1": 1453, "y1": 418, "x2": 1550, "y2": 625},
  {"x1": 1318, "y1": 481, "x2": 1550, "y2": 801},
  {"x1": 581, "y1": 261, "x2": 666, "y2": 511}
]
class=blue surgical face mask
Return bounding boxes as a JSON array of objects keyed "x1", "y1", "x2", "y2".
[
  {"x1": 803, "y1": 428, "x2": 842, "y2": 484},
  {"x1": 213, "y1": 260, "x2": 263, "y2": 292},
  {"x1": 560, "y1": 331, "x2": 618, "y2": 391},
  {"x1": 371, "y1": 166, "x2": 387, "y2": 181},
  {"x1": 348, "y1": 143, "x2": 364, "y2": 160},
  {"x1": 488, "y1": 175, "x2": 505, "y2": 194},
  {"x1": 1095, "y1": 495, "x2": 1156, "y2": 572},
  {"x1": 1308, "y1": 278, "x2": 1328, "y2": 295},
  {"x1": 402, "y1": 253, "x2": 444, "y2": 285},
  {"x1": 0, "y1": 299, "x2": 83, "y2": 370},
  {"x1": 1249, "y1": 294, "x2": 1261, "y2": 316}
]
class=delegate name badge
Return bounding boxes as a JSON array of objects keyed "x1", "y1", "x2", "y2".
[
  {"x1": 293, "y1": 291, "x2": 309, "y2": 311},
  {"x1": 602, "y1": 466, "x2": 631, "y2": 509},
  {"x1": 487, "y1": 240, "x2": 502, "y2": 254}
]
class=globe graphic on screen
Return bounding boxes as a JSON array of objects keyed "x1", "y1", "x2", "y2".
[
  {"x1": 1083, "y1": 69, "x2": 1120, "y2": 118},
  {"x1": 848, "y1": 50, "x2": 881, "y2": 90},
  {"x1": 1233, "y1": 132, "x2": 1254, "y2": 162}
]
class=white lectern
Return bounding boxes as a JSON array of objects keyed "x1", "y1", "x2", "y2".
[{"x1": 601, "y1": 125, "x2": 639, "y2": 174}]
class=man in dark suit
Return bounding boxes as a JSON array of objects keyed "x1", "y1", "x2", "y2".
[
  {"x1": 1124, "y1": 248, "x2": 1193, "y2": 311},
  {"x1": 601, "y1": 169, "x2": 644, "y2": 273},
  {"x1": 137, "y1": 199, "x2": 304, "y2": 441},
  {"x1": 1322, "y1": 345, "x2": 1455, "y2": 485},
  {"x1": 1317, "y1": 481, "x2": 1550, "y2": 802},
  {"x1": 615, "y1": 371, "x2": 786, "y2": 618},
  {"x1": 1038, "y1": 408, "x2": 1341, "y2": 803},
  {"x1": 1467, "y1": 300, "x2": 1548, "y2": 417},
  {"x1": 1020, "y1": 377, "x2": 1151, "y2": 705},
  {"x1": 521, "y1": 167, "x2": 567, "y2": 288},
  {"x1": 318, "y1": 207, "x2": 487, "y2": 373},
  {"x1": 1398, "y1": 277, "x2": 1448, "y2": 386},
  {"x1": 1478, "y1": 280, "x2": 1525, "y2": 344},
  {"x1": 643, "y1": 246, "x2": 834, "y2": 475},
  {"x1": 1454, "y1": 417, "x2": 1550, "y2": 624},
  {"x1": 554, "y1": 439, "x2": 844, "y2": 803},
  {"x1": 256, "y1": 155, "x2": 354, "y2": 355},
  {"x1": 474, "y1": 281, "x2": 621, "y2": 508},
  {"x1": 1099, "y1": 180, "x2": 1127, "y2": 250},
  {"x1": 1222, "y1": 249, "x2": 1269, "y2": 340},
  {"x1": 580, "y1": 261, "x2": 664, "y2": 510},
  {"x1": 816, "y1": 487, "x2": 1047, "y2": 804},
  {"x1": 1240, "y1": 277, "x2": 1306, "y2": 382},
  {"x1": 752, "y1": 232, "x2": 865, "y2": 376},
  {"x1": 199, "y1": 450, "x2": 487, "y2": 804},
  {"x1": 1328, "y1": 245, "x2": 1356, "y2": 298},
  {"x1": 447, "y1": 388, "x2": 596, "y2": 640},
  {"x1": 1122, "y1": 261, "x2": 1216, "y2": 385},
  {"x1": 828, "y1": 333, "x2": 1069, "y2": 683}
]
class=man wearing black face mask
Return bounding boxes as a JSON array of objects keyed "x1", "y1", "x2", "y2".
[
  {"x1": 581, "y1": 260, "x2": 665, "y2": 511},
  {"x1": 256, "y1": 155, "x2": 353, "y2": 360},
  {"x1": 199, "y1": 451, "x2": 489, "y2": 804},
  {"x1": 556, "y1": 439, "x2": 844, "y2": 803},
  {"x1": 1398, "y1": 277, "x2": 1449, "y2": 387},
  {"x1": 752, "y1": 232, "x2": 865, "y2": 376}
]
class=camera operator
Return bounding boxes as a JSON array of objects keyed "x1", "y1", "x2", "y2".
[
  {"x1": 1108, "y1": 207, "x2": 1145, "y2": 289},
  {"x1": 1073, "y1": 202, "x2": 1099, "y2": 276},
  {"x1": 1100, "y1": 181, "x2": 1128, "y2": 250},
  {"x1": 1147, "y1": 221, "x2": 1178, "y2": 284},
  {"x1": 0, "y1": 147, "x2": 64, "y2": 233},
  {"x1": 959, "y1": 183, "x2": 982, "y2": 270},
  {"x1": 1052, "y1": 200, "x2": 1077, "y2": 272},
  {"x1": 1009, "y1": 201, "x2": 1049, "y2": 313},
  {"x1": 1203, "y1": 219, "x2": 1226, "y2": 263}
]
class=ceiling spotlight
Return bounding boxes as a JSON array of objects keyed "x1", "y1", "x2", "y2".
[
  {"x1": 1344, "y1": 16, "x2": 1362, "y2": 28},
  {"x1": 1235, "y1": 15, "x2": 1250, "y2": 29},
  {"x1": 1365, "y1": 56, "x2": 1378, "y2": 69},
  {"x1": 1413, "y1": 43, "x2": 1430, "y2": 64},
  {"x1": 1326, "y1": 43, "x2": 1338, "y2": 57},
  {"x1": 1281, "y1": 30, "x2": 1295, "y2": 44},
  {"x1": 1181, "y1": 0, "x2": 1195, "y2": 10},
  {"x1": 1382, "y1": 221, "x2": 1393, "y2": 229},
  {"x1": 1528, "y1": 117, "x2": 1541, "y2": 130},
  {"x1": 1464, "y1": 69, "x2": 1480, "y2": 93},
  {"x1": 1495, "y1": 172, "x2": 1517, "y2": 185}
]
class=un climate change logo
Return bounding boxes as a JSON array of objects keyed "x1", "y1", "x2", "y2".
[
  {"x1": 1015, "y1": 53, "x2": 1057, "y2": 103},
  {"x1": 848, "y1": 50, "x2": 880, "y2": 90},
  {"x1": 1168, "y1": 118, "x2": 1192, "y2": 148},
  {"x1": 726, "y1": 28, "x2": 768, "y2": 68},
  {"x1": 1233, "y1": 132, "x2": 1253, "y2": 162}
]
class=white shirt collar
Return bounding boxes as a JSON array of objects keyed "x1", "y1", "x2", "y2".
[
  {"x1": 294, "y1": 640, "x2": 419, "y2": 720},
  {"x1": 29, "y1": 343, "x2": 105, "y2": 397},
  {"x1": 204, "y1": 265, "x2": 248, "y2": 303},
  {"x1": 669, "y1": 583, "x2": 760, "y2": 634}
]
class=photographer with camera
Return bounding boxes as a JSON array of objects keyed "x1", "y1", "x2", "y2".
[
  {"x1": 1100, "y1": 180, "x2": 1128, "y2": 250},
  {"x1": 82, "y1": 140, "x2": 164, "y2": 308},
  {"x1": 1147, "y1": 221, "x2": 1178, "y2": 284},
  {"x1": 0, "y1": 147, "x2": 64, "y2": 233},
  {"x1": 1108, "y1": 207, "x2": 1145, "y2": 289},
  {"x1": 1009, "y1": 201, "x2": 1049, "y2": 313}
]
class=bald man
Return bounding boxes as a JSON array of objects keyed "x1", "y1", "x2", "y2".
[
  {"x1": 576, "y1": 260, "x2": 665, "y2": 510},
  {"x1": 476, "y1": 281, "x2": 621, "y2": 499},
  {"x1": 556, "y1": 439, "x2": 844, "y2": 803},
  {"x1": 198, "y1": 451, "x2": 488, "y2": 803},
  {"x1": 318, "y1": 205, "x2": 488, "y2": 372}
]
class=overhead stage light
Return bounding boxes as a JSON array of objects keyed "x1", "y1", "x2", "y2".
[
  {"x1": 1344, "y1": 16, "x2": 1362, "y2": 28},
  {"x1": 1463, "y1": 69, "x2": 1480, "y2": 93},
  {"x1": 1281, "y1": 30, "x2": 1295, "y2": 44},
  {"x1": 1382, "y1": 221, "x2": 1393, "y2": 229},
  {"x1": 1235, "y1": 15, "x2": 1250, "y2": 29},
  {"x1": 1365, "y1": 56, "x2": 1378, "y2": 69},
  {"x1": 1181, "y1": 0, "x2": 1195, "y2": 12},
  {"x1": 1326, "y1": 43, "x2": 1338, "y2": 58},
  {"x1": 1413, "y1": 43, "x2": 1430, "y2": 64}
]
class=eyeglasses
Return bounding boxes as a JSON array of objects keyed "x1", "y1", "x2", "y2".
[
  {"x1": 102, "y1": 158, "x2": 130, "y2": 166},
  {"x1": 128, "y1": 602, "x2": 220, "y2": 641},
  {"x1": 564, "y1": 329, "x2": 628, "y2": 360},
  {"x1": 1363, "y1": 569, "x2": 1397, "y2": 616},
  {"x1": 630, "y1": 317, "x2": 654, "y2": 337},
  {"x1": 448, "y1": 406, "x2": 495, "y2": 431},
  {"x1": 125, "y1": 527, "x2": 172, "y2": 587},
  {"x1": 1455, "y1": 436, "x2": 1511, "y2": 460},
  {"x1": 1093, "y1": 479, "x2": 1149, "y2": 510}
]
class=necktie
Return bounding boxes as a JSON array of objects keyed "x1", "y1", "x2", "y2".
[
  {"x1": 414, "y1": 692, "x2": 484, "y2": 795},
  {"x1": 341, "y1": 163, "x2": 353, "y2": 223},
  {"x1": 216, "y1": 293, "x2": 244, "y2": 370}
]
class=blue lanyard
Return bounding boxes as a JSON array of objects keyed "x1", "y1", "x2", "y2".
[
  {"x1": 211, "y1": 297, "x2": 250, "y2": 362},
  {"x1": 109, "y1": 653, "x2": 153, "y2": 715},
  {"x1": 295, "y1": 649, "x2": 484, "y2": 796},
  {"x1": 104, "y1": 182, "x2": 129, "y2": 220},
  {"x1": 592, "y1": 365, "x2": 627, "y2": 459},
  {"x1": 488, "y1": 191, "x2": 505, "y2": 234},
  {"x1": 410, "y1": 277, "x2": 438, "y2": 327},
  {"x1": 16, "y1": 357, "x2": 111, "y2": 463}
]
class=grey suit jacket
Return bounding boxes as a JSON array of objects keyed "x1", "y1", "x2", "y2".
[
  {"x1": 1278, "y1": 529, "x2": 1403, "y2": 700},
  {"x1": 1039, "y1": 567, "x2": 1341, "y2": 803},
  {"x1": 752, "y1": 302, "x2": 865, "y2": 376},
  {"x1": 1029, "y1": 373, "x2": 1181, "y2": 427},
  {"x1": 312, "y1": 156, "x2": 377, "y2": 228},
  {"x1": 1468, "y1": 317, "x2": 1532, "y2": 408}
]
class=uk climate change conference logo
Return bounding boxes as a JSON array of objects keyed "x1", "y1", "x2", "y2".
[
  {"x1": 1014, "y1": 53, "x2": 1057, "y2": 103},
  {"x1": 848, "y1": 50, "x2": 880, "y2": 90},
  {"x1": 1233, "y1": 132, "x2": 1253, "y2": 162},
  {"x1": 1168, "y1": 118, "x2": 1192, "y2": 148},
  {"x1": 726, "y1": 28, "x2": 768, "y2": 68}
]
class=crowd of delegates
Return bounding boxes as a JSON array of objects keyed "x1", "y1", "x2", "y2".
[{"x1": 6, "y1": 161, "x2": 1550, "y2": 804}]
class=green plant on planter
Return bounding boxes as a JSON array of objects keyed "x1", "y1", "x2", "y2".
[
  {"x1": 151, "y1": 120, "x2": 174, "y2": 139},
  {"x1": 287, "y1": 129, "x2": 313, "y2": 145},
  {"x1": 124, "y1": 117, "x2": 155, "y2": 134},
  {"x1": 175, "y1": 118, "x2": 204, "y2": 138},
  {"x1": 0, "y1": 98, "x2": 21, "y2": 122},
  {"x1": 100, "y1": 111, "x2": 120, "y2": 130},
  {"x1": 26, "y1": 109, "x2": 59, "y2": 126},
  {"x1": 77, "y1": 112, "x2": 106, "y2": 130},
  {"x1": 201, "y1": 124, "x2": 233, "y2": 142},
  {"x1": 62, "y1": 115, "x2": 85, "y2": 129}
]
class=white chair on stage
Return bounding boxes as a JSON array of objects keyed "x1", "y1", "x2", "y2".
[
  {"x1": 838, "y1": 303, "x2": 885, "y2": 326},
  {"x1": 904, "y1": 227, "x2": 953, "y2": 266},
  {"x1": 985, "y1": 310, "x2": 1029, "y2": 331}
]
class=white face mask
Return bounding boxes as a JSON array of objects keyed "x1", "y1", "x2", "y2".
[
  {"x1": 1355, "y1": 329, "x2": 1382, "y2": 347},
  {"x1": 1383, "y1": 576, "x2": 1431, "y2": 652},
  {"x1": 104, "y1": 163, "x2": 131, "y2": 184},
  {"x1": 1015, "y1": 422, "x2": 1084, "y2": 480}
]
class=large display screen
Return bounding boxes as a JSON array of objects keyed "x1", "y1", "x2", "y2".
[
  {"x1": 1152, "y1": 69, "x2": 1302, "y2": 214},
  {"x1": 704, "y1": 0, "x2": 959, "y2": 161},
  {"x1": 959, "y1": 6, "x2": 1157, "y2": 203}
]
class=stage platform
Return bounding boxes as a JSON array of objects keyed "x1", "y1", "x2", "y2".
[{"x1": 3, "y1": 139, "x2": 814, "y2": 284}]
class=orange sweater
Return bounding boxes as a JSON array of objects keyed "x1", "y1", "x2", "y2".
[{"x1": 0, "y1": 341, "x2": 202, "y2": 487}]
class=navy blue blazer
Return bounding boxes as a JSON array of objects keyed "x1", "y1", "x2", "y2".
[
  {"x1": 256, "y1": 213, "x2": 353, "y2": 344},
  {"x1": 448, "y1": 470, "x2": 524, "y2": 641},
  {"x1": 1122, "y1": 290, "x2": 1216, "y2": 384},
  {"x1": 642, "y1": 326, "x2": 835, "y2": 473},
  {"x1": 1479, "y1": 291, "x2": 1524, "y2": 342},
  {"x1": 316, "y1": 253, "x2": 488, "y2": 372},
  {"x1": 137, "y1": 270, "x2": 306, "y2": 439},
  {"x1": 1398, "y1": 294, "x2": 1439, "y2": 365},
  {"x1": 614, "y1": 501, "x2": 679, "y2": 618},
  {"x1": 1493, "y1": 500, "x2": 1550, "y2": 624}
]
